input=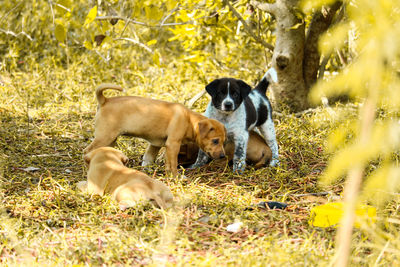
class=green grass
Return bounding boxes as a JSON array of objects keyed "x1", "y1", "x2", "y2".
[{"x1": 1, "y1": 62, "x2": 399, "y2": 266}]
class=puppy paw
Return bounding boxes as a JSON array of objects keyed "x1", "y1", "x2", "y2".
[
  {"x1": 233, "y1": 169, "x2": 244, "y2": 175},
  {"x1": 76, "y1": 181, "x2": 88, "y2": 192},
  {"x1": 186, "y1": 163, "x2": 202, "y2": 169},
  {"x1": 119, "y1": 204, "x2": 128, "y2": 211},
  {"x1": 269, "y1": 158, "x2": 280, "y2": 167},
  {"x1": 233, "y1": 160, "x2": 246, "y2": 174},
  {"x1": 141, "y1": 160, "x2": 153, "y2": 167},
  {"x1": 119, "y1": 200, "x2": 136, "y2": 210}
]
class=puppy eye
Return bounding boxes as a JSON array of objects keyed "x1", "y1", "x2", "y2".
[{"x1": 212, "y1": 139, "x2": 219, "y2": 145}]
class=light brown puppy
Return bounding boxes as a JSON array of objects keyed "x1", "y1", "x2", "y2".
[
  {"x1": 78, "y1": 147, "x2": 173, "y2": 209},
  {"x1": 179, "y1": 130, "x2": 272, "y2": 169},
  {"x1": 225, "y1": 131, "x2": 272, "y2": 168},
  {"x1": 84, "y1": 84, "x2": 227, "y2": 176}
]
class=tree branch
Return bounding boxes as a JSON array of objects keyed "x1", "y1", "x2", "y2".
[
  {"x1": 160, "y1": 5, "x2": 181, "y2": 26},
  {"x1": 115, "y1": 37, "x2": 153, "y2": 53},
  {"x1": 335, "y1": 97, "x2": 376, "y2": 267},
  {"x1": 96, "y1": 13, "x2": 218, "y2": 28},
  {"x1": 96, "y1": 16, "x2": 149, "y2": 26},
  {"x1": 225, "y1": 0, "x2": 274, "y2": 51},
  {"x1": 0, "y1": 28, "x2": 32, "y2": 41},
  {"x1": 250, "y1": 0, "x2": 276, "y2": 16}
]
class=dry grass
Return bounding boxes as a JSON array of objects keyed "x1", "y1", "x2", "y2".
[{"x1": 1, "y1": 62, "x2": 399, "y2": 266}]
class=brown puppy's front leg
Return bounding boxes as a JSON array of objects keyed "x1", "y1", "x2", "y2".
[
  {"x1": 142, "y1": 145, "x2": 161, "y2": 166},
  {"x1": 84, "y1": 135, "x2": 118, "y2": 154},
  {"x1": 165, "y1": 139, "x2": 181, "y2": 177}
]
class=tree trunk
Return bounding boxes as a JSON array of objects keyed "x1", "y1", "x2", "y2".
[
  {"x1": 251, "y1": 0, "x2": 342, "y2": 112},
  {"x1": 271, "y1": 0, "x2": 309, "y2": 111},
  {"x1": 303, "y1": 1, "x2": 343, "y2": 89}
]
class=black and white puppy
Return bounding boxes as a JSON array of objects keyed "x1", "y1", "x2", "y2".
[{"x1": 191, "y1": 68, "x2": 279, "y2": 173}]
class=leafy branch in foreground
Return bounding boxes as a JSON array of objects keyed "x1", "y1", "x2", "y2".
[{"x1": 304, "y1": 0, "x2": 400, "y2": 265}]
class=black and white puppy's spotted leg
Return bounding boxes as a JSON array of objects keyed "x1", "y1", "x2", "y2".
[
  {"x1": 188, "y1": 148, "x2": 210, "y2": 169},
  {"x1": 258, "y1": 118, "x2": 279, "y2": 166},
  {"x1": 232, "y1": 131, "x2": 249, "y2": 173}
]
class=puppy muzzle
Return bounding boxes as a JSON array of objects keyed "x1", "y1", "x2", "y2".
[
  {"x1": 210, "y1": 151, "x2": 225, "y2": 159},
  {"x1": 221, "y1": 100, "x2": 234, "y2": 111}
]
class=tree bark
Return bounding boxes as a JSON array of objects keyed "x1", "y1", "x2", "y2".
[
  {"x1": 251, "y1": 0, "x2": 342, "y2": 112},
  {"x1": 253, "y1": 0, "x2": 308, "y2": 111},
  {"x1": 303, "y1": 1, "x2": 342, "y2": 89}
]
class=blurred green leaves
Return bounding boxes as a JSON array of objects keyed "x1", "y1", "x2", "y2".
[
  {"x1": 0, "y1": 0, "x2": 275, "y2": 72},
  {"x1": 304, "y1": 0, "x2": 400, "y2": 205}
]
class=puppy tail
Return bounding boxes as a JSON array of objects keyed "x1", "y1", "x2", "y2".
[
  {"x1": 95, "y1": 83, "x2": 124, "y2": 105},
  {"x1": 254, "y1": 67, "x2": 278, "y2": 95}
]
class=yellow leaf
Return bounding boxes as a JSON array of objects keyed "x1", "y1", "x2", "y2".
[
  {"x1": 287, "y1": 22, "x2": 304, "y2": 31},
  {"x1": 55, "y1": 24, "x2": 66, "y2": 43},
  {"x1": 145, "y1": 5, "x2": 163, "y2": 21},
  {"x1": 222, "y1": 24, "x2": 233, "y2": 33},
  {"x1": 178, "y1": 10, "x2": 190, "y2": 22},
  {"x1": 153, "y1": 51, "x2": 161, "y2": 66},
  {"x1": 309, "y1": 202, "x2": 376, "y2": 228},
  {"x1": 84, "y1": 6, "x2": 97, "y2": 26},
  {"x1": 166, "y1": 0, "x2": 178, "y2": 10},
  {"x1": 147, "y1": 39, "x2": 157, "y2": 46},
  {"x1": 83, "y1": 40, "x2": 92, "y2": 50},
  {"x1": 168, "y1": 35, "x2": 179, "y2": 42},
  {"x1": 101, "y1": 21, "x2": 111, "y2": 33},
  {"x1": 102, "y1": 36, "x2": 112, "y2": 45}
]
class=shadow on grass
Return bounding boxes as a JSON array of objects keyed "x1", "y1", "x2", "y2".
[{"x1": 1, "y1": 110, "x2": 88, "y2": 189}]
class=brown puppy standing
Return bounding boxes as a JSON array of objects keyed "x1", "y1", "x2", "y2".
[
  {"x1": 84, "y1": 84, "x2": 226, "y2": 177},
  {"x1": 77, "y1": 147, "x2": 173, "y2": 209}
]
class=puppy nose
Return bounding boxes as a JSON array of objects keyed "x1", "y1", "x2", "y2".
[
  {"x1": 219, "y1": 152, "x2": 225, "y2": 159},
  {"x1": 225, "y1": 102, "x2": 233, "y2": 109}
]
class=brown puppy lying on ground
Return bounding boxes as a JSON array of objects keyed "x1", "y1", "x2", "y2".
[
  {"x1": 77, "y1": 147, "x2": 173, "y2": 209},
  {"x1": 179, "y1": 130, "x2": 272, "y2": 169},
  {"x1": 84, "y1": 84, "x2": 227, "y2": 177}
]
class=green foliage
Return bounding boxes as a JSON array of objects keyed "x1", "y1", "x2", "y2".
[
  {"x1": 303, "y1": 0, "x2": 400, "y2": 205},
  {"x1": 0, "y1": 0, "x2": 274, "y2": 75}
]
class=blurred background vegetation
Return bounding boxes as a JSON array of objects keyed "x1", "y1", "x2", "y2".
[{"x1": 0, "y1": 0, "x2": 273, "y2": 86}]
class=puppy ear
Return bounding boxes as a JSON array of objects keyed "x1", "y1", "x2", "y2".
[
  {"x1": 153, "y1": 194, "x2": 167, "y2": 209},
  {"x1": 197, "y1": 120, "x2": 214, "y2": 138},
  {"x1": 205, "y1": 79, "x2": 221, "y2": 98},
  {"x1": 236, "y1": 80, "x2": 252, "y2": 98}
]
